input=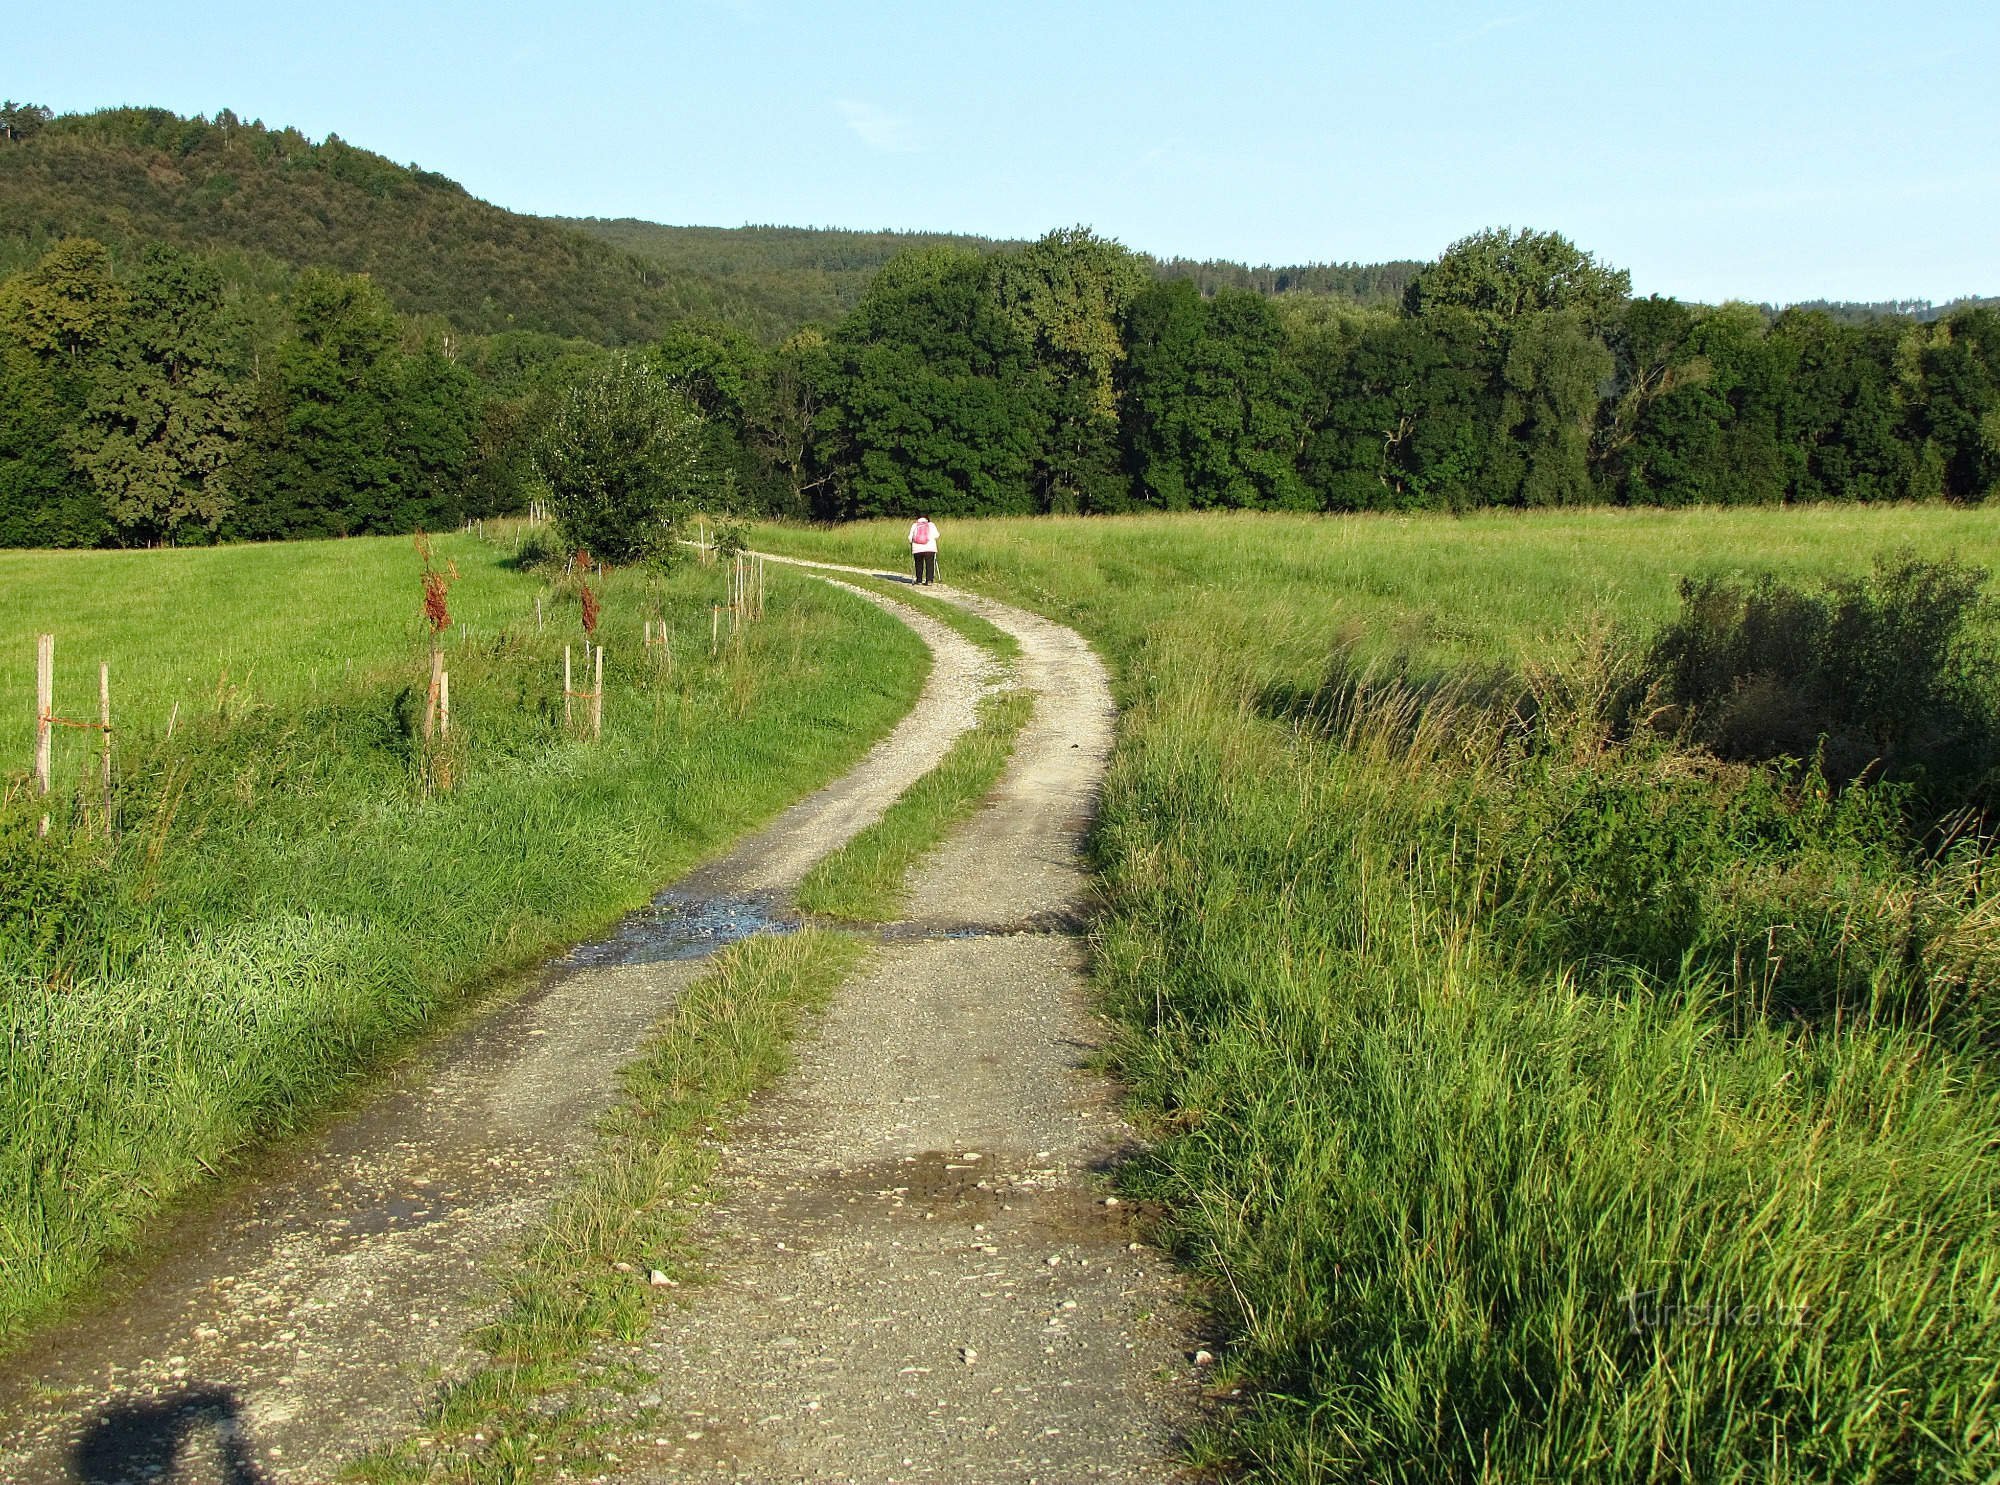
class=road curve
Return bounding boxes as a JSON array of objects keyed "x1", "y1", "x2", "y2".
[
  {"x1": 602, "y1": 561, "x2": 1202, "y2": 1483},
  {"x1": 0, "y1": 583, "x2": 1000, "y2": 1484}
]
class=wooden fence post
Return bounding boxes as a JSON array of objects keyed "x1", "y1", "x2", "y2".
[
  {"x1": 424, "y1": 647, "x2": 444, "y2": 741},
  {"x1": 592, "y1": 646, "x2": 604, "y2": 739},
  {"x1": 34, "y1": 633, "x2": 53, "y2": 838},
  {"x1": 439, "y1": 668, "x2": 451, "y2": 738},
  {"x1": 99, "y1": 661, "x2": 112, "y2": 832}
]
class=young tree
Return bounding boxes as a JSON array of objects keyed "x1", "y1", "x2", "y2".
[{"x1": 533, "y1": 354, "x2": 712, "y2": 562}]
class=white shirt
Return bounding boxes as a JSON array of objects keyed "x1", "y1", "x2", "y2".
[{"x1": 909, "y1": 519, "x2": 939, "y2": 553}]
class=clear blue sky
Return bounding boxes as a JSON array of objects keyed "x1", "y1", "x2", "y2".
[{"x1": 17, "y1": 0, "x2": 1998, "y2": 304}]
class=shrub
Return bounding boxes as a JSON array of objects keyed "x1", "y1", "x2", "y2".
[
  {"x1": 532, "y1": 355, "x2": 714, "y2": 564},
  {"x1": 1643, "y1": 554, "x2": 1998, "y2": 809}
]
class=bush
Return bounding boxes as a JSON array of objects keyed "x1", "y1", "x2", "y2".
[
  {"x1": 532, "y1": 355, "x2": 715, "y2": 564},
  {"x1": 1643, "y1": 554, "x2": 1998, "y2": 811}
]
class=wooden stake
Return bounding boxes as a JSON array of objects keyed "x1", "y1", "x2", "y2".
[
  {"x1": 424, "y1": 647, "x2": 444, "y2": 741},
  {"x1": 439, "y1": 668, "x2": 451, "y2": 738},
  {"x1": 99, "y1": 661, "x2": 112, "y2": 832},
  {"x1": 712, "y1": 604, "x2": 719, "y2": 657},
  {"x1": 758, "y1": 555, "x2": 766, "y2": 619},
  {"x1": 536, "y1": 594, "x2": 543, "y2": 633},
  {"x1": 34, "y1": 633, "x2": 52, "y2": 838},
  {"x1": 592, "y1": 645, "x2": 604, "y2": 739},
  {"x1": 564, "y1": 645, "x2": 573, "y2": 727}
]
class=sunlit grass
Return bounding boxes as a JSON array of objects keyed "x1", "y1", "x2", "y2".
[
  {"x1": 759, "y1": 504, "x2": 2000, "y2": 1482},
  {"x1": 0, "y1": 534, "x2": 929, "y2": 1341}
]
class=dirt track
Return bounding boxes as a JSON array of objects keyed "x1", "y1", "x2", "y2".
[
  {"x1": 0, "y1": 569, "x2": 1197, "y2": 1483},
  {"x1": 606, "y1": 568, "x2": 1201, "y2": 1483}
]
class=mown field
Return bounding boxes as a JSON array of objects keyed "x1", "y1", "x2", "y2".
[
  {"x1": 759, "y1": 506, "x2": 2000, "y2": 1483},
  {"x1": 0, "y1": 528, "x2": 928, "y2": 1339}
]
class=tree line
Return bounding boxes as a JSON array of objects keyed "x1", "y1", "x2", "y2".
[
  {"x1": 0, "y1": 236, "x2": 602, "y2": 546},
  {"x1": 672, "y1": 226, "x2": 2000, "y2": 519},
  {"x1": 5, "y1": 224, "x2": 1997, "y2": 549}
]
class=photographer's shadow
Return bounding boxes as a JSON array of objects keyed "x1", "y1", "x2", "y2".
[{"x1": 72, "y1": 1385, "x2": 268, "y2": 1485}]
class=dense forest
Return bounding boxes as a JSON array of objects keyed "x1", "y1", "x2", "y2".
[
  {"x1": 0, "y1": 104, "x2": 774, "y2": 343},
  {"x1": 555, "y1": 218, "x2": 1424, "y2": 325},
  {"x1": 2, "y1": 101, "x2": 1995, "y2": 548}
]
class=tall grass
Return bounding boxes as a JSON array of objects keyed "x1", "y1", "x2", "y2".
[
  {"x1": 0, "y1": 534, "x2": 928, "y2": 1340},
  {"x1": 760, "y1": 507, "x2": 2000, "y2": 1480}
]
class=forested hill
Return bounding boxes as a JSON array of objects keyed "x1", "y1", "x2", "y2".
[
  {"x1": 550, "y1": 221, "x2": 1020, "y2": 329},
  {"x1": 555, "y1": 216, "x2": 1424, "y2": 324},
  {"x1": 0, "y1": 106, "x2": 776, "y2": 344},
  {"x1": 1769, "y1": 295, "x2": 2000, "y2": 325}
]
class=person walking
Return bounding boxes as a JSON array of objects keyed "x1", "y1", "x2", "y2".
[{"x1": 908, "y1": 515, "x2": 940, "y2": 585}]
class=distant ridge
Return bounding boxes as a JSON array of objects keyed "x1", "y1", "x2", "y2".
[
  {"x1": 0, "y1": 106, "x2": 774, "y2": 343},
  {"x1": 2, "y1": 104, "x2": 1981, "y2": 346},
  {"x1": 1768, "y1": 295, "x2": 2000, "y2": 325},
  {"x1": 553, "y1": 216, "x2": 1427, "y2": 321}
]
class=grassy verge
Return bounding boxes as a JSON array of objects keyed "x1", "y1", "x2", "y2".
[
  {"x1": 348, "y1": 929, "x2": 866, "y2": 1484},
  {"x1": 759, "y1": 508, "x2": 2000, "y2": 1481},
  {"x1": 796, "y1": 687, "x2": 1034, "y2": 922},
  {"x1": 0, "y1": 539, "x2": 928, "y2": 1340}
]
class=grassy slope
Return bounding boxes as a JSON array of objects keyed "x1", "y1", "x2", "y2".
[
  {"x1": 0, "y1": 534, "x2": 929, "y2": 1339},
  {"x1": 758, "y1": 507, "x2": 2000, "y2": 1482},
  {"x1": 3, "y1": 531, "x2": 558, "y2": 738}
]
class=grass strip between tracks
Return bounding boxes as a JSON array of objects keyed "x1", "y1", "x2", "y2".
[
  {"x1": 795, "y1": 685, "x2": 1032, "y2": 922},
  {"x1": 815, "y1": 566, "x2": 1023, "y2": 661},
  {"x1": 351, "y1": 591, "x2": 1035, "y2": 1483},
  {"x1": 347, "y1": 928, "x2": 866, "y2": 1483}
]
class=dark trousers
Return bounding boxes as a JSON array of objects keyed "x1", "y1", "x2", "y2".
[{"x1": 914, "y1": 551, "x2": 938, "y2": 584}]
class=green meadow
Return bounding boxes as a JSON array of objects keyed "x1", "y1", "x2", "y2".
[
  {"x1": 0, "y1": 528, "x2": 928, "y2": 1339},
  {"x1": 759, "y1": 506, "x2": 2000, "y2": 1483}
]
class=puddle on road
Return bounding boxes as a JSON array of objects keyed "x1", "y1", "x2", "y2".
[{"x1": 558, "y1": 889, "x2": 801, "y2": 970}]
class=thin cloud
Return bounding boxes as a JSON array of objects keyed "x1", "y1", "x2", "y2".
[
  {"x1": 1452, "y1": 11, "x2": 1535, "y2": 44},
  {"x1": 837, "y1": 99, "x2": 919, "y2": 153}
]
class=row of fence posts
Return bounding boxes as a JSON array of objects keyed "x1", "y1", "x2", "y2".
[
  {"x1": 31, "y1": 633, "x2": 112, "y2": 839},
  {"x1": 24, "y1": 562, "x2": 767, "y2": 825},
  {"x1": 712, "y1": 552, "x2": 767, "y2": 655}
]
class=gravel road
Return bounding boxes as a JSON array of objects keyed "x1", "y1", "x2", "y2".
[
  {"x1": 604, "y1": 566, "x2": 1202, "y2": 1483},
  {"x1": 0, "y1": 584, "x2": 999, "y2": 1484}
]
